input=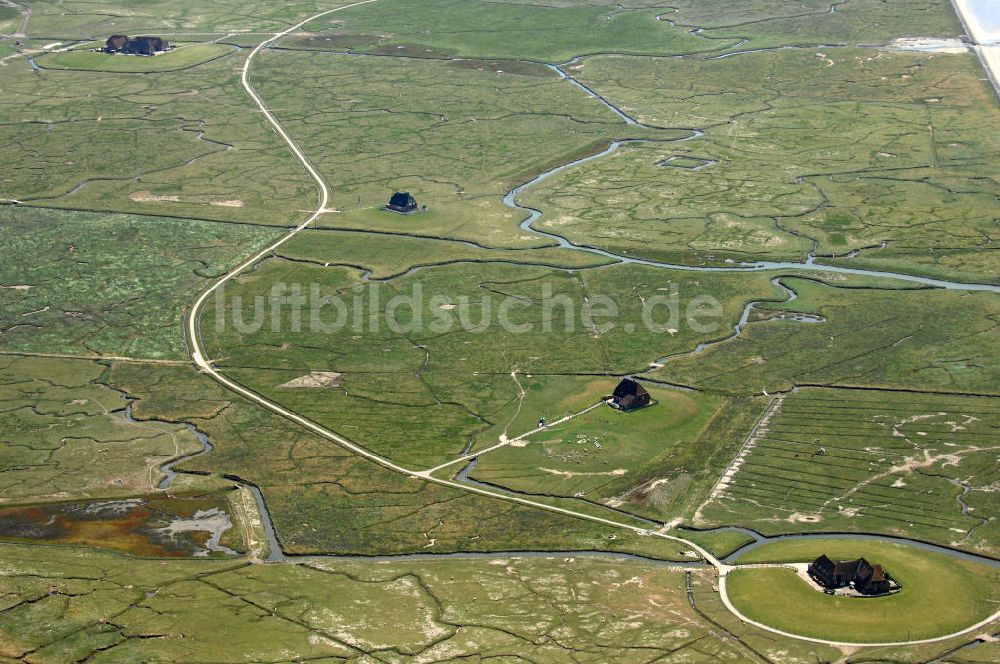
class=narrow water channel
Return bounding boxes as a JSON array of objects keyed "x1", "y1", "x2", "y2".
[
  {"x1": 135, "y1": 396, "x2": 1000, "y2": 569},
  {"x1": 506, "y1": 139, "x2": 1000, "y2": 293}
]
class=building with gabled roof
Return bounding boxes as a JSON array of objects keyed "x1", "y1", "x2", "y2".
[
  {"x1": 611, "y1": 378, "x2": 651, "y2": 412},
  {"x1": 386, "y1": 191, "x2": 418, "y2": 214}
]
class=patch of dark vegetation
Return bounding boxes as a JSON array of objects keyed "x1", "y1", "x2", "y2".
[
  {"x1": 370, "y1": 42, "x2": 457, "y2": 59},
  {"x1": 447, "y1": 59, "x2": 550, "y2": 77},
  {"x1": 0, "y1": 494, "x2": 241, "y2": 557}
]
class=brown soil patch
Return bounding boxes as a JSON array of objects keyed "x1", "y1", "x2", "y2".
[{"x1": 130, "y1": 191, "x2": 181, "y2": 203}]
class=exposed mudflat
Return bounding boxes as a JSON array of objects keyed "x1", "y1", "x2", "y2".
[{"x1": 882, "y1": 37, "x2": 968, "y2": 53}]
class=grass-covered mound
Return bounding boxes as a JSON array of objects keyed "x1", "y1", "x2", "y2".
[
  {"x1": 727, "y1": 538, "x2": 1000, "y2": 643},
  {"x1": 36, "y1": 43, "x2": 236, "y2": 72}
]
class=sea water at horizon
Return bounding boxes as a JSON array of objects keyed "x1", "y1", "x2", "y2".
[{"x1": 966, "y1": 0, "x2": 1000, "y2": 42}]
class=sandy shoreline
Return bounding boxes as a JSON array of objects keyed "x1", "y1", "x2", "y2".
[{"x1": 951, "y1": 0, "x2": 1000, "y2": 98}]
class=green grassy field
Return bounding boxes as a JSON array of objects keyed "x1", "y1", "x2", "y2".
[
  {"x1": 657, "y1": 277, "x2": 1000, "y2": 397},
  {"x1": 295, "y1": 0, "x2": 725, "y2": 61},
  {"x1": 0, "y1": 542, "x2": 840, "y2": 662},
  {"x1": 305, "y1": 0, "x2": 959, "y2": 62},
  {"x1": 278, "y1": 227, "x2": 615, "y2": 277},
  {"x1": 522, "y1": 48, "x2": 1000, "y2": 282},
  {"x1": 109, "y1": 362, "x2": 693, "y2": 560},
  {"x1": 19, "y1": 0, "x2": 961, "y2": 55},
  {"x1": 680, "y1": 528, "x2": 757, "y2": 559},
  {"x1": 0, "y1": 356, "x2": 203, "y2": 503},
  {"x1": 200, "y1": 256, "x2": 779, "y2": 467},
  {"x1": 0, "y1": 5, "x2": 19, "y2": 30},
  {"x1": 0, "y1": 206, "x2": 280, "y2": 359},
  {"x1": 35, "y1": 43, "x2": 236, "y2": 72},
  {"x1": 667, "y1": 0, "x2": 961, "y2": 48},
  {"x1": 0, "y1": 44, "x2": 315, "y2": 225},
  {"x1": 699, "y1": 387, "x2": 1000, "y2": 556},
  {"x1": 18, "y1": 0, "x2": 353, "y2": 38},
  {"x1": 2, "y1": 0, "x2": 1000, "y2": 659},
  {"x1": 727, "y1": 538, "x2": 1000, "y2": 643},
  {"x1": 0, "y1": 353, "x2": 253, "y2": 559},
  {"x1": 249, "y1": 48, "x2": 685, "y2": 247},
  {"x1": 468, "y1": 386, "x2": 725, "y2": 508}
]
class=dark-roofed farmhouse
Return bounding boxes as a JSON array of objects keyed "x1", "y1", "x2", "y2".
[
  {"x1": 611, "y1": 378, "x2": 651, "y2": 412},
  {"x1": 105, "y1": 35, "x2": 170, "y2": 56},
  {"x1": 386, "y1": 191, "x2": 418, "y2": 214},
  {"x1": 105, "y1": 35, "x2": 128, "y2": 52},
  {"x1": 808, "y1": 555, "x2": 895, "y2": 596}
]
